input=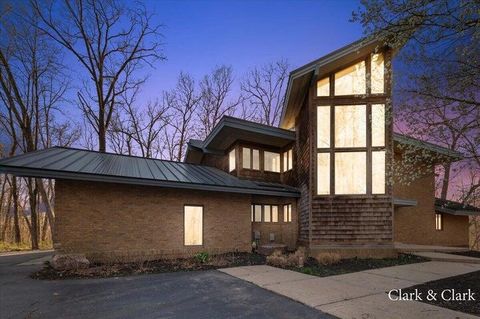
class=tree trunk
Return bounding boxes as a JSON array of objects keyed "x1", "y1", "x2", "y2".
[
  {"x1": 28, "y1": 179, "x2": 39, "y2": 249},
  {"x1": 36, "y1": 179, "x2": 55, "y2": 237},
  {"x1": 440, "y1": 163, "x2": 451, "y2": 200},
  {"x1": 11, "y1": 177, "x2": 21, "y2": 244}
]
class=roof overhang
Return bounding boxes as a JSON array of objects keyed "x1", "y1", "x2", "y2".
[
  {"x1": 393, "y1": 133, "x2": 463, "y2": 162},
  {"x1": 201, "y1": 116, "x2": 296, "y2": 151},
  {"x1": 393, "y1": 197, "x2": 418, "y2": 207},
  {"x1": 435, "y1": 206, "x2": 480, "y2": 216},
  {"x1": 280, "y1": 37, "x2": 387, "y2": 129}
]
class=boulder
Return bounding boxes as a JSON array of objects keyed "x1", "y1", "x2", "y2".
[{"x1": 52, "y1": 254, "x2": 90, "y2": 270}]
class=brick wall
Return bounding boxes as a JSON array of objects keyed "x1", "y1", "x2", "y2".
[
  {"x1": 55, "y1": 180, "x2": 252, "y2": 261},
  {"x1": 393, "y1": 161, "x2": 469, "y2": 247}
]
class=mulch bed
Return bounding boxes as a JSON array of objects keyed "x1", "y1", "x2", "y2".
[
  {"x1": 398, "y1": 270, "x2": 480, "y2": 315},
  {"x1": 289, "y1": 254, "x2": 429, "y2": 277},
  {"x1": 31, "y1": 252, "x2": 266, "y2": 280},
  {"x1": 449, "y1": 250, "x2": 480, "y2": 259}
]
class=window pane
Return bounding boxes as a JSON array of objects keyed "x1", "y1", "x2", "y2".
[
  {"x1": 229, "y1": 149, "x2": 235, "y2": 172},
  {"x1": 317, "y1": 153, "x2": 330, "y2": 195},
  {"x1": 317, "y1": 106, "x2": 330, "y2": 148},
  {"x1": 335, "y1": 152, "x2": 366, "y2": 194},
  {"x1": 288, "y1": 149, "x2": 293, "y2": 170},
  {"x1": 436, "y1": 213, "x2": 443, "y2": 230},
  {"x1": 184, "y1": 206, "x2": 203, "y2": 245},
  {"x1": 283, "y1": 151, "x2": 288, "y2": 172},
  {"x1": 251, "y1": 205, "x2": 253, "y2": 222},
  {"x1": 371, "y1": 53, "x2": 384, "y2": 94},
  {"x1": 283, "y1": 205, "x2": 288, "y2": 222},
  {"x1": 372, "y1": 151, "x2": 385, "y2": 194},
  {"x1": 335, "y1": 105, "x2": 366, "y2": 147},
  {"x1": 264, "y1": 205, "x2": 271, "y2": 222},
  {"x1": 372, "y1": 104, "x2": 385, "y2": 147},
  {"x1": 242, "y1": 147, "x2": 251, "y2": 169},
  {"x1": 264, "y1": 151, "x2": 280, "y2": 172},
  {"x1": 335, "y1": 61, "x2": 366, "y2": 95},
  {"x1": 317, "y1": 77, "x2": 330, "y2": 96},
  {"x1": 252, "y1": 149, "x2": 259, "y2": 170},
  {"x1": 288, "y1": 204, "x2": 292, "y2": 222},
  {"x1": 254, "y1": 205, "x2": 262, "y2": 222},
  {"x1": 272, "y1": 206, "x2": 278, "y2": 222}
]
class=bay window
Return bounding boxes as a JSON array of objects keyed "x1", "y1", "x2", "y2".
[
  {"x1": 264, "y1": 151, "x2": 280, "y2": 172},
  {"x1": 229, "y1": 149, "x2": 236, "y2": 172},
  {"x1": 243, "y1": 147, "x2": 260, "y2": 170},
  {"x1": 283, "y1": 149, "x2": 293, "y2": 171}
]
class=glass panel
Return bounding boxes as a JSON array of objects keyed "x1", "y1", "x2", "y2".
[
  {"x1": 283, "y1": 205, "x2": 288, "y2": 222},
  {"x1": 283, "y1": 151, "x2": 288, "y2": 172},
  {"x1": 272, "y1": 206, "x2": 278, "y2": 222},
  {"x1": 372, "y1": 151, "x2": 386, "y2": 194},
  {"x1": 251, "y1": 205, "x2": 253, "y2": 222},
  {"x1": 184, "y1": 206, "x2": 203, "y2": 245},
  {"x1": 254, "y1": 205, "x2": 262, "y2": 222},
  {"x1": 335, "y1": 152, "x2": 366, "y2": 194},
  {"x1": 288, "y1": 149, "x2": 293, "y2": 170},
  {"x1": 317, "y1": 77, "x2": 330, "y2": 96},
  {"x1": 242, "y1": 147, "x2": 251, "y2": 169},
  {"x1": 335, "y1": 60, "x2": 366, "y2": 95},
  {"x1": 264, "y1": 205, "x2": 271, "y2": 222},
  {"x1": 371, "y1": 53, "x2": 384, "y2": 94},
  {"x1": 229, "y1": 149, "x2": 235, "y2": 172},
  {"x1": 335, "y1": 105, "x2": 366, "y2": 147},
  {"x1": 288, "y1": 204, "x2": 292, "y2": 222},
  {"x1": 436, "y1": 214, "x2": 442, "y2": 230},
  {"x1": 317, "y1": 153, "x2": 330, "y2": 195},
  {"x1": 317, "y1": 106, "x2": 330, "y2": 148},
  {"x1": 264, "y1": 151, "x2": 280, "y2": 172},
  {"x1": 372, "y1": 104, "x2": 385, "y2": 147},
  {"x1": 252, "y1": 149, "x2": 259, "y2": 170}
]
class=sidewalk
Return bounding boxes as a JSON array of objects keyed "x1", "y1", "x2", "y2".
[{"x1": 220, "y1": 262, "x2": 480, "y2": 319}]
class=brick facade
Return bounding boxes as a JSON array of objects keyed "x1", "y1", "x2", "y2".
[{"x1": 55, "y1": 180, "x2": 253, "y2": 261}]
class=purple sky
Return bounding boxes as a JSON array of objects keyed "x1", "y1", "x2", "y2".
[{"x1": 137, "y1": 0, "x2": 363, "y2": 101}]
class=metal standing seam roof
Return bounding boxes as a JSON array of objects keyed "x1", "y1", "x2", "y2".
[{"x1": 0, "y1": 147, "x2": 300, "y2": 197}]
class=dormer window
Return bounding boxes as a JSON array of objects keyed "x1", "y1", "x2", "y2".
[
  {"x1": 283, "y1": 149, "x2": 293, "y2": 171},
  {"x1": 229, "y1": 149, "x2": 236, "y2": 172},
  {"x1": 264, "y1": 151, "x2": 281, "y2": 172},
  {"x1": 242, "y1": 147, "x2": 260, "y2": 170}
]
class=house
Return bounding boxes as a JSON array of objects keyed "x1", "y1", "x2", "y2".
[{"x1": 0, "y1": 37, "x2": 476, "y2": 261}]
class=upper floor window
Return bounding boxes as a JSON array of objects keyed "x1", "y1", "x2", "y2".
[
  {"x1": 229, "y1": 149, "x2": 236, "y2": 172},
  {"x1": 242, "y1": 147, "x2": 260, "y2": 170},
  {"x1": 283, "y1": 149, "x2": 293, "y2": 171},
  {"x1": 371, "y1": 53, "x2": 384, "y2": 94},
  {"x1": 264, "y1": 151, "x2": 280, "y2": 172},
  {"x1": 317, "y1": 77, "x2": 329, "y2": 96},
  {"x1": 335, "y1": 104, "x2": 366, "y2": 148},
  {"x1": 335, "y1": 60, "x2": 366, "y2": 96}
]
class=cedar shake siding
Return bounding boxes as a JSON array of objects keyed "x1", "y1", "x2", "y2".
[{"x1": 55, "y1": 180, "x2": 252, "y2": 261}]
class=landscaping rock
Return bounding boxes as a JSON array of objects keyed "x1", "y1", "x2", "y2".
[{"x1": 52, "y1": 254, "x2": 90, "y2": 270}]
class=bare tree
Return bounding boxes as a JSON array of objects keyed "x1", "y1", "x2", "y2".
[
  {"x1": 32, "y1": 0, "x2": 165, "y2": 152},
  {"x1": 240, "y1": 59, "x2": 289, "y2": 126},
  {"x1": 197, "y1": 65, "x2": 241, "y2": 139},
  {"x1": 163, "y1": 72, "x2": 200, "y2": 161},
  {"x1": 108, "y1": 87, "x2": 169, "y2": 158}
]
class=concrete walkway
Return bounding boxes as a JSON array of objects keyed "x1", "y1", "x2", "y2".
[
  {"x1": 411, "y1": 251, "x2": 480, "y2": 264},
  {"x1": 220, "y1": 262, "x2": 480, "y2": 319}
]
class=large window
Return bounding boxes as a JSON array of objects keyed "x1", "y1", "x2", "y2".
[
  {"x1": 317, "y1": 77, "x2": 330, "y2": 96},
  {"x1": 264, "y1": 151, "x2": 280, "y2": 172},
  {"x1": 335, "y1": 60, "x2": 366, "y2": 95},
  {"x1": 229, "y1": 149, "x2": 236, "y2": 172},
  {"x1": 316, "y1": 104, "x2": 386, "y2": 195},
  {"x1": 242, "y1": 147, "x2": 260, "y2": 170},
  {"x1": 283, "y1": 149, "x2": 293, "y2": 171},
  {"x1": 184, "y1": 206, "x2": 203, "y2": 246}
]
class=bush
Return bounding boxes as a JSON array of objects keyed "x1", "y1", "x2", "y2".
[
  {"x1": 266, "y1": 248, "x2": 307, "y2": 268},
  {"x1": 194, "y1": 252, "x2": 209, "y2": 263},
  {"x1": 315, "y1": 252, "x2": 341, "y2": 265}
]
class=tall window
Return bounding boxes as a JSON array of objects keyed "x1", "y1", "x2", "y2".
[
  {"x1": 264, "y1": 151, "x2": 280, "y2": 172},
  {"x1": 242, "y1": 147, "x2": 260, "y2": 170},
  {"x1": 435, "y1": 213, "x2": 443, "y2": 231},
  {"x1": 283, "y1": 204, "x2": 292, "y2": 222},
  {"x1": 371, "y1": 53, "x2": 384, "y2": 94},
  {"x1": 283, "y1": 149, "x2": 293, "y2": 171},
  {"x1": 253, "y1": 205, "x2": 262, "y2": 222},
  {"x1": 184, "y1": 206, "x2": 203, "y2": 246},
  {"x1": 229, "y1": 149, "x2": 236, "y2": 172}
]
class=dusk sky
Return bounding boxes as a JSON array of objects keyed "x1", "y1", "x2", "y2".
[{"x1": 130, "y1": 0, "x2": 363, "y2": 102}]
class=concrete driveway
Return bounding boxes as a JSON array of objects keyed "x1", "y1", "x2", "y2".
[{"x1": 0, "y1": 252, "x2": 332, "y2": 319}]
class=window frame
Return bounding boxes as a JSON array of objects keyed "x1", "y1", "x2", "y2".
[
  {"x1": 242, "y1": 147, "x2": 260, "y2": 171},
  {"x1": 283, "y1": 204, "x2": 292, "y2": 222},
  {"x1": 264, "y1": 151, "x2": 281, "y2": 173},
  {"x1": 183, "y1": 205, "x2": 204, "y2": 246},
  {"x1": 435, "y1": 213, "x2": 443, "y2": 231},
  {"x1": 251, "y1": 204, "x2": 280, "y2": 223},
  {"x1": 228, "y1": 149, "x2": 236, "y2": 172},
  {"x1": 283, "y1": 149, "x2": 293, "y2": 172}
]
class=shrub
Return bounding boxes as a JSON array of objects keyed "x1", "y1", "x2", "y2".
[
  {"x1": 266, "y1": 250, "x2": 289, "y2": 267},
  {"x1": 315, "y1": 252, "x2": 341, "y2": 265},
  {"x1": 267, "y1": 248, "x2": 308, "y2": 268},
  {"x1": 194, "y1": 252, "x2": 210, "y2": 263}
]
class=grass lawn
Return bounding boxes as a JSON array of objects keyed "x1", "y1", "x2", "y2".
[
  {"x1": 289, "y1": 254, "x2": 429, "y2": 277},
  {"x1": 0, "y1": 241, "x2": 53, "y2": 253}
]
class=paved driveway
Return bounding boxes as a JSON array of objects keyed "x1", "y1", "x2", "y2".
[{"x1": 0, "y1": 252, "x2": 332, "y2": 319}]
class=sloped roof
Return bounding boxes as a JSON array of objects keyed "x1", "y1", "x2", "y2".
[
  {"x1": 0, "y1": 147, "x2": 300, "y2": 197},
  {"x1": 393, "y1": 133, "x2": 463, "y2": 160},
  {"x1": 435, "y1": 198, "x2": 480, "y2": 216}
]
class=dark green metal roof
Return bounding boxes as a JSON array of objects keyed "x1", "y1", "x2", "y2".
[
  {"x1": 0, "y1": 147, "x2": 300, "y2": 197},
  {"x1": 435, "y1": 198, "x2": 480, "y2": 216}
]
